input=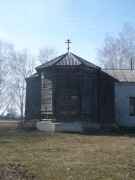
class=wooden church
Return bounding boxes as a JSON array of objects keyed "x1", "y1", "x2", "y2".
[{"x1": 25, "y1": 45, "x2": 116, "y2": 129}]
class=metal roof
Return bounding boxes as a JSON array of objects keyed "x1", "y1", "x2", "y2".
[
  {"x1": 25, "y1": 73, "x2": 39, "y2": 80},
  {"x1": 36, "y1": 52, "x2": 100, "y2": 70},
  {"x1": 102, "y1": 69, "x2": 135, "y2": 82}
]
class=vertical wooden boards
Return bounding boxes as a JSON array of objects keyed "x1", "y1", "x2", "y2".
[
  {"x1": 54, "y1": 68, "x2": 81, "y2": 121},
  {"x1": 25, "y1": 75, "x2": 41, "y2": 120},
  {"x1": 82, "y1": 69, "x2": 97, "y2": 120},
  {"x1": 97, "y1": 71, "x2": 115, "y2": 123},
  {"x1": 41, "y1": 69, "x2": 53, "y2": 119}
]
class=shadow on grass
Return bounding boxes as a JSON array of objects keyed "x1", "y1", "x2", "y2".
[
  {"x1": 80, "y1": 128, "x2": 135, "y2": 138},
  {"x1": 1, "y1": 124, "x2": 135, "y2": 139}
]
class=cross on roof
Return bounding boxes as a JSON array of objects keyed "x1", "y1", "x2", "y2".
[{"x1": 65, "y1": 39, "x2": 71, "y2": 52}]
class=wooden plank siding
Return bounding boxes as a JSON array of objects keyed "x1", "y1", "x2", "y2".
[
  {"x1": 25, "y1": 75, "x2": 41, "y2": 120},
  {"x1": 41, "y1": 69, "x2": 53, "y2": 120},
  {"x1": 54, "y1": 68, "x2": 81, "y2": 122},
  {"x1": 81, "y1": 70, "x2": 98, "y2": 121},
  {"x1": 25, "y1": 52, "x2": 116, "y2": 123},
  {"x1": 25, "y1": 67, "x2": 115, "y2": 123},
  {"x1": 97, "y1": 71, "x2": 115, "y2": 123}
]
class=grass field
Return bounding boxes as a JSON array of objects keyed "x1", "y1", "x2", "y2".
[{"x1": 0, "y1": 122, "x2": 135, "y2": 180}]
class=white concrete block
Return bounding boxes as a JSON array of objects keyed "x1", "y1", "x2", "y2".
[
  {"x1": 36, "y1": 121, "x2": 55, "y2": 132},
  {"x1": 36, "y1": 121, "x2": 101, "y2": 132},
  {"x1": 55, "y1": 122, "x2": 82, "y2": 132}
]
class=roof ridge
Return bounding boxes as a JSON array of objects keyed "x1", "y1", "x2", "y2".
[
  {"x1": 36, "y1": 52, "x2": 100, "y2": 69},
  {"x1": 70, "y1": 53, "x2": 100, "y2": 69},
  {"x1": 36, "y1": 53, "x2": 68, "y2": 69},
  {"x1": 54, "y1": 52, "x2": 68, "y2": 65}
]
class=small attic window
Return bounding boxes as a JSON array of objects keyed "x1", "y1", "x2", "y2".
[{"x1": 41, "y1": 71, "x2": 44, "y2": 79}]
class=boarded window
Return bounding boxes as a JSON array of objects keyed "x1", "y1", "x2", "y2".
[{"x1": 130, "y1": 97, "x2": 135, "y2": 116}]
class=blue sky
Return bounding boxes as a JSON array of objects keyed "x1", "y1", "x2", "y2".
[{"x1": 0, "y1": 0, "x2": 135, "y2": 64}]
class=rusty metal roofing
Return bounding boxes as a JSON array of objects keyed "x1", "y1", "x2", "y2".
[
  {"x1": 36, "y1": 52, "x2": 100, "y2": 70},
  {"x1": 103, "y1": 69, "x2": 135, "y2": 82}
]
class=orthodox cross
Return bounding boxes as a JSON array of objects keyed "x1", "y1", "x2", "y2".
[{"x1": 65, "y1": 39, "x2": 71, "y2": 52}]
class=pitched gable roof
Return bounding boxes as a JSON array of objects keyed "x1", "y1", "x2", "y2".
[
  {"x1": 36, "y1": 52, "x2": 100, "y2": 70},
  {"x1": 103, "y1": 69, "x2": 135, "y2": 82}
]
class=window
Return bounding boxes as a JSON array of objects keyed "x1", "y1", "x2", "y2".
[
  {"x1": 71, "y1": 96, "x2": 77, "y2": 100},
  {"x1": 42, "y1": 114, "x2": 52, "y2": 119},
  {"x1": 60, "y1": 95, "x2": 77, "y2": 100},
  {"x1": 60, "y1": 95, "x2": 68, "y2": 100},
  {"x1": 130, "y1": 97, "x2": 135, "y2": 116}
]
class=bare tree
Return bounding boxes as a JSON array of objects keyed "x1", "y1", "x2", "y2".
[
  {"x1": 0, "y1": 40, "x2": 57, "y2": 120},
  {"x1": 38, "y1": 47, "x2": 57, "y2": 64},
  {"x1": 10, "y1": 49, "x2": 36, "y2": 122},
  {"x1": 97, "y1": 22, "x2": 135, "y2": 69},
  {"x1": 10, "y1": 47, "x2": 57, "y2": 121},
  {"x1": 0, "y1": 40, "x2": 15, "y2": 113}
]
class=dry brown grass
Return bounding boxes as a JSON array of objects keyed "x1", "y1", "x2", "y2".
[{"x1": 0, "y1": 122, "x2": 135, "y2": 179}]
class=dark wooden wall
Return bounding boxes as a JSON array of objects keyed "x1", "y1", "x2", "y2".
[
  {"x1": 53, "y1": 67, "x2": 99, "y2": 122},
  {"x1": 38, "y1": 66, "x2": 100, "y2": 122},
  {"x1": 25, "y1": 66, "x2": 115, "y2": 123},
  {"x1": 81, "y1": 69, "x2": 98, "y2": 121},
  {"x1": 25, "y1": 75, "x2": 40, "y2": 120},
  {"x1": 41, "y1": 68, "x2": 53, "y2": 120},
  {"x1": 97, "y1": 71, "x2": 115, "y2": 123},
  {"x1": 54, "y1": 67, "x2": 80, "y2": 121}
]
